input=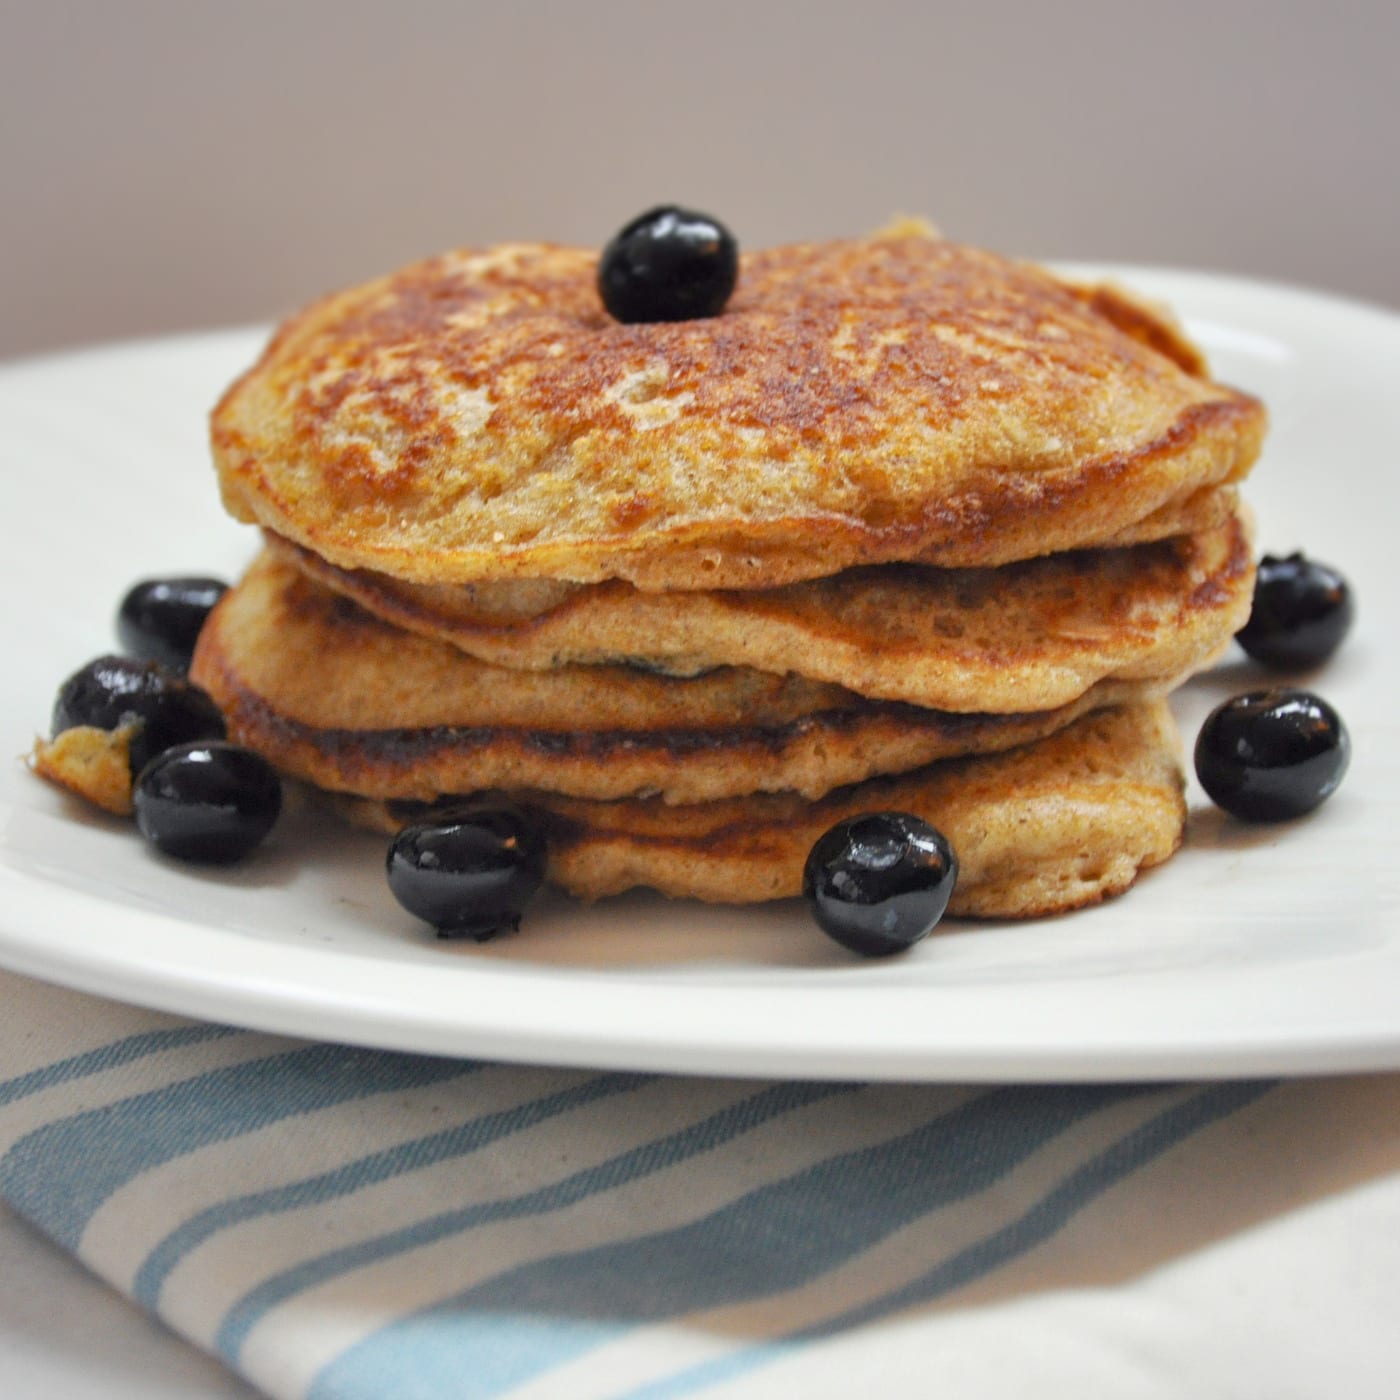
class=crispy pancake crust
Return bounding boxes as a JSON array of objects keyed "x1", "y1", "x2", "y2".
[
  {"x1": 342, "y1": 703, "x2": 1186, "y2": 917},
  {"x1": 272, "y1": 510, "x2": 1253, "y2": 713},
  {"x1": 30, "y1": 726, "x2": 136, "y2": 815},
  {"x1": 213, "y1": 230, "x2": 1265, "y2": 590},
  {"x1": 193, "y1": 552, "x2": 1173, "y2": 803}
]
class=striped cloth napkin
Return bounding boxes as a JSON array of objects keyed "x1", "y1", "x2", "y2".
[{"x1": 3, "y1": 967, "x2": 1398, "y2": 1399}]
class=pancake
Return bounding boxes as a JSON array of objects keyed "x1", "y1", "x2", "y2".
[
  {"x1": 269, "y1": 508, "x2": 1254, "y2": 712},
  {"x1": 212, "y1": 227, "x2": 1265, "y2": 591},
  {"x1": 341, "y1": 701, "x2": 1186, "y2": 918},
  {"x1": 192, "y1": 551, "x2": 1175, "y2": 804}
]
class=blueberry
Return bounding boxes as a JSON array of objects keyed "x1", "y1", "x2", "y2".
[
  {"x1": 52, "y1": 655, "x2": 226, "y2": 777},
  {"x1": 1195, "y1": 689, "x2": 1350, "y2": 822},
  {"x1": 1236, "y1": 552, "x2": 1353, "y2": 670},
  {"x1": 386, "y1": 807, "x2": 547, "y2": 940},
  {"x1": 598, "y1": 206, "x2": 738, "y2": 323},
  {"x1": 118, "y1": 576, "x2": 228, "y2": 671},
  {"x1": 133, "y1": 742, "x2": 282, "y2": 862},
  {"x1": 803, "y1": 812, "x2": 958, "y2": 957}
]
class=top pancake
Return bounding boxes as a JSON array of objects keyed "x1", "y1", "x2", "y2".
[{"x1": 212, "y1": 227, "x2": 1266, "y2": 590}]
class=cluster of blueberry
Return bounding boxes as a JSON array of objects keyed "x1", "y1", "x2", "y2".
[
  {"x1": 1194, "y1": 554, "x2": 1352, "y2": 821},
  {"x1": 47, "y1": 580, "x2": 281, "y2": 863},
  {"x1": 43, "y1": 596, "x2": 550, "y2": 939}
]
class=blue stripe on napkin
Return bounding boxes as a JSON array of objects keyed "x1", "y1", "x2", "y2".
[
  {"x1": 0, "y1": 1023, "x2": 244, "y2": 1108},
  {"x1": 1, "y1": 1044, "x2": 479, "y2": 1250},
  {"x1": 137, "y1": 1069, "x2": 653, "y2": 1311},
  {"x1": 619, "y1": 1079, "x2": 1274, "y2": 1400},
  {"x1": 303, "y1": 1082, "x2": 1171, "y2": 1400},
  {"x1": 215, "y1": 1079, "x2": 855, "y2": 1362}
]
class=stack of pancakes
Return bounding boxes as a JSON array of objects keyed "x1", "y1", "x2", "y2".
[{"x1": 191, "y1": 225, "x2": 1265, "y2": 917}]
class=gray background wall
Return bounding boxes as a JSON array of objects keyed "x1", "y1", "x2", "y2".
[{"x1": 2, "y1": 0, "x2": 1396, "y2": 361}]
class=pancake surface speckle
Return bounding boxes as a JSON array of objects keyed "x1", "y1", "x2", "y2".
[{"x1": 213, "y1": 228, "x2": 1265, "y2": 589}]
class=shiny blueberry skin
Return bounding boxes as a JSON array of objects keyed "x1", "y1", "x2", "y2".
[
  {"x1": 386, "y1": 807, "x2": 548, "y2": 940},
  {"x1": 803, "y1": 812, "x2": 958, "y2": 957},
  {"x1": 118, "y1": 576, "x2": 228, "y2": 671},
  {"x1": 598, "y1": 206, "x2": 739, "y2": 323},
  {"x1": 133, "y1": 742, "x2": 282, "y2": 862},
  {"x1": 51, "y1": 654, "x2": 226, "y2": 776},
  {"x1": 1236, "y1": 552, "x2": 1354, "y2": 670},
  {"x1": 1195, "y1": 689, "x2": 1350, "y2": 822}
]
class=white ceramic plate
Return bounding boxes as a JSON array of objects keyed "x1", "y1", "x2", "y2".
[{"x1": 1, "y1": 270, "x2": 1396, "y2": 1082}]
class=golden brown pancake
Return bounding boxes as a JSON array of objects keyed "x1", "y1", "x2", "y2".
[
  {"x1": 341, "y1": 702, "x2": 1186, "y2": 918},
  {"x1": 196, "y1": 227, "x2": 1262, "y2": 925},
  {"x1": 212, "y1": 228, "x2": 1265, "y2": 591},
  {"x1": 269, "y1": 509, "x2": 1254, "y2": 713},
  {"x1": 192, "y1": 551, "x2": 1175, "y2": 804}
]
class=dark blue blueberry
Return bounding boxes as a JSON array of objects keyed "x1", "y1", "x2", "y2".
[
  {"x1": 803, "y1": 812, "x2": 958, "y2": 957},
  {"x1": 598, "y1": 206, "x2": 738, "y2": 323},
  {"x1": 52, "y1": 654, "x2": 226, "y2": 777},
  {"x1": 133, "y1": 742, "x2": 282, "y2": 862},
  {"x1": 1236, "y1": 552, "x2": 1353, "y2": 670},
  {"x1": 118, "y1": 576, "x2": 228, "y2": 672},
  {"x1": 1195, "y1": 689, "x2": 1350, "y2": 822},
  {"x1": 386, "y1": 807, "x2": 547, "y2": 940}
]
